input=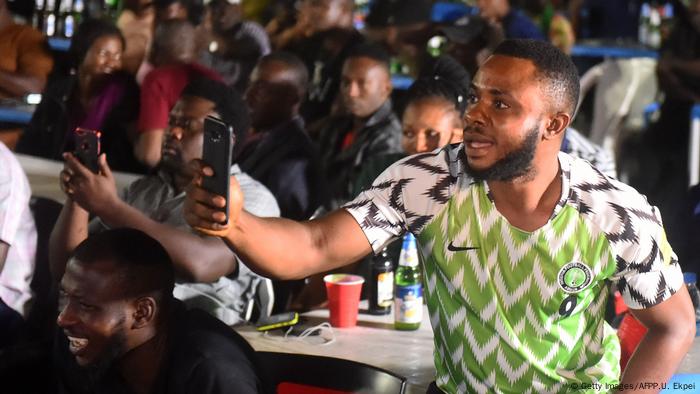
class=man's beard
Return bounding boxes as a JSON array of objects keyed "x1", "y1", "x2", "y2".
[
  {"x1": 82, "y1": 320, "x2": 129, "y2": 389},
  {"x1": 160, "y1": 149, "x2": 183, "y2": 174},
  {"x1": 465, "y1": 124, "x2": 540, "y2": 182},
  {"x1": 159, "y1": 146, "x2": 191, "y2": 182}
]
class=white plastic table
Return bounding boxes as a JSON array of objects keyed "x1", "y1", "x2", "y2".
[{"x1": 235, "y1": 301, "x2": 436, "y2": 393}]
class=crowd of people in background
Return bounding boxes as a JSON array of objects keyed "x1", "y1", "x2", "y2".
[{"x1": 0, "y1": 0, "x2": 699, "y2": 393}]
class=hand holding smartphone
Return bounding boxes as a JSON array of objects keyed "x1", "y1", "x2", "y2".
[
  {"x1": 73, "y1": 127, "x2": 101, "y2": 173},
  {"x1": 202, "y1": 116, "x2": 234, "y2": 224}
]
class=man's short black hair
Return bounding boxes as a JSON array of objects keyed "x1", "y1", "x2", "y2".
[
  {"x1": 68, "y1": 19, "x2": 125, "y2": 71},
  {"x1": 258, "y1": 51, "x2": 309, "y2": 98},
  {"x1": 493, "y1": 39, "x2": 580, "y2": 115},
  {"x1": 182, "y1": 77, "x2": 250, "y2": 140},
  {"x1": 71, "y1": 229, "x2": 175, "y2": 313},
  {"x1": 345, "y1": 43, "x2": 391, "y2": 70}
]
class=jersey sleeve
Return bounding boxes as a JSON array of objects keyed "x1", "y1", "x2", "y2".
[
  {"x1": 611, "y1": 204, "x2": 684, "y2": 309},
  {"x1": 342, "y1": 160, "x2": 409, "y2": 254}
]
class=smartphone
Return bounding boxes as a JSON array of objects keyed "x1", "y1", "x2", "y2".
[
  {"x1": 255, "y1": 312, "x2": 299, "y2": 332},
  {"x1": 73, "y1": 127, "x2": 101, "y2": 173},
  {"x1": 202, "y1": 116, "x2": 234, "y2": 224}
]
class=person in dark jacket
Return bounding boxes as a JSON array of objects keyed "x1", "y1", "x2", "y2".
[
  {"x1": 317, "y1": 43, "x2": 401, "y2": 208},
  {"x1": 16, "y1": 19, "x2": 145, "y2": 174},
  {"x1": 239, "y1": 52, "x2": 324, "y2": 221}
]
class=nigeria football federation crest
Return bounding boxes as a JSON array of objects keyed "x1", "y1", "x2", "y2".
[{"x1": 557, "y1": 262, "x2": 593, "y2": 293}]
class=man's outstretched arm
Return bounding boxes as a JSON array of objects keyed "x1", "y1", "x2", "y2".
[
  {"x1": 60, "y1": 154, "x2": 239, "y2": 283},
  {"x1": 184, "y1": 160, "x2": 373, "y2": 280}
]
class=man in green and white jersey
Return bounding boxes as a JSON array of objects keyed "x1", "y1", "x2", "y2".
[{"x1": 184, "y1": 39, "x2": 696, "y2": 393}]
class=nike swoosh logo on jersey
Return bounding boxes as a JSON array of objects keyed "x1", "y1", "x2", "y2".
[{"x1": 447, "y1": 242, "x2": 480, "y2": 252}]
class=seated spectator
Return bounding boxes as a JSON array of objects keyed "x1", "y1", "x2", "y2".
[
  {"x1": 270, "y1": 0, "x2": 353, "y2": 50},
  {"x1": 0, "y1": 141, "x2": 37, "y2": 348},
  {"x1": 49, "y1": 77, "x2": 280, "y2": 326},
  {"x1": 522, "y1": 0, "x2": 576, "y2": 54},
  {"x1": 199, "y1": 0, "x2": 270, "y2": 91},
  {"x1": 0, "y1": 0, "x2": 54, "y2": 149},
  {"x1": 273, "y1": 0, "x2": 363, "y2": 125},
  {"x1": 0, "y1": 0, "x2": 53, "y2": 100},
  {"x1": 134, "y1": 19, "x2": 222, "y2": 168},
  {"x1": 478, "y1": 0, "x2": 546, "y2": 40},
  {"x1": 16, "y1": 19, "x2": 144, "y2": 174},
  {"x1": 317, "y1": 43, "x2": 401, "y2": 208},
  {"x1": 239, "y1": 52, "x2": 324, "y2": 221},
  {"x1": 55, "y1": 228, "x2": 263, "y2": 393},
  {"x1": 363, "y1": 0, "x2": 434, "y2": 78},
  {"x1": 441, "y1": 14, "x2": 504, "y2": 76},
  {"x1": 116, "y1": 0, "x2": 156, "y2": 75},
  {"x1": 131, "y1": 0, "x2": 208, "y2": 85}
]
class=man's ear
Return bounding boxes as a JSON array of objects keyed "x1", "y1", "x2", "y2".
[
  {"x1": 543, "y1": 112, "x2": 571, "y2": 140},
  {"x1": 131, "y1": 297, "x2": 157, "y2": 329}
]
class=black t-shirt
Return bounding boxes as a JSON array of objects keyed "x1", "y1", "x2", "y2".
[{"x1": 56, "y1": 301, "x2": 265, "y2": 394}]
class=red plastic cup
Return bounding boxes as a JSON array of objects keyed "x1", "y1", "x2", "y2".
[
  {"x1": 617, "y1": 313, "x2": 648, "y2": 371},
  {"x1": 324, "y1": 274, "x2": 364, "y2": 328}
]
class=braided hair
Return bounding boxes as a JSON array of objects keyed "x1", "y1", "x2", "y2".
[{"x1": 404, "y1": 55, "x2": 471, "y2": 117}]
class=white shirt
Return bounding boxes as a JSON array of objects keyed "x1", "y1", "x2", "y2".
[{"x1": 0, "y1": 142, "x2": 37, "y2": 317}]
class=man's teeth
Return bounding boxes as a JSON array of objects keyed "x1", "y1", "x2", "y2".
[
  {"x1": 468, "y1": 141, "x2": 491, "y2": 148},
  {"x1": 67, "y1": 336, "x2": 88, "y2": 349}
]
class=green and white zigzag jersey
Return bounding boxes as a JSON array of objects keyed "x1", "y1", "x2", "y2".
[{"x1": 343, "y1": 144, "x2": 684, "y2": 394}]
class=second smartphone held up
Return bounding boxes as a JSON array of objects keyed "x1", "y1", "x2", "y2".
[
  {"x1": 73, "y1": 127, "x2": 101, "y2": 173},
  {"x1": 202, "y1": 116, "x2": 234, "y2": 224}
]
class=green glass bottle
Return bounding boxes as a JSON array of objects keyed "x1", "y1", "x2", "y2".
[{"x1": 394, "y1": 233, "x2": 422, "y2": 330}]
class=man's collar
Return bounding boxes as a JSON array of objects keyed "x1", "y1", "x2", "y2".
[{"x1": 358, "y1": 100, "x2": 393, "y2": 129}]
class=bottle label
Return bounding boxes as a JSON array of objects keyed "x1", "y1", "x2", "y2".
[
  {"x1": 395, "y1": 284, "x2": 422, "y2": 324},
  {"x1": 377, "y1": 272, "x2": 394, "y2": 307}
]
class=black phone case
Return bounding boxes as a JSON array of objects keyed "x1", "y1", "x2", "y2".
[
  {"x1": 202, "y1": 116, "x2": 233, "y2": 224},
  {"x1": 73, "y1": 128, "x2": 101, "y2": 173}
]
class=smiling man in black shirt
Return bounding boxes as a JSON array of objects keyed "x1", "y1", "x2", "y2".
[{"x1": 55, "y1": 229, "x2": 264, "y2": 394}]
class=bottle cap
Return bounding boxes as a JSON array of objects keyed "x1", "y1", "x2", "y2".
[
  {"x1": 399, "y1": 233, "x2": 419, "y2": 267},
  {"x1": 684, "y1": 272, "x2": 697, "y2": 284}
]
